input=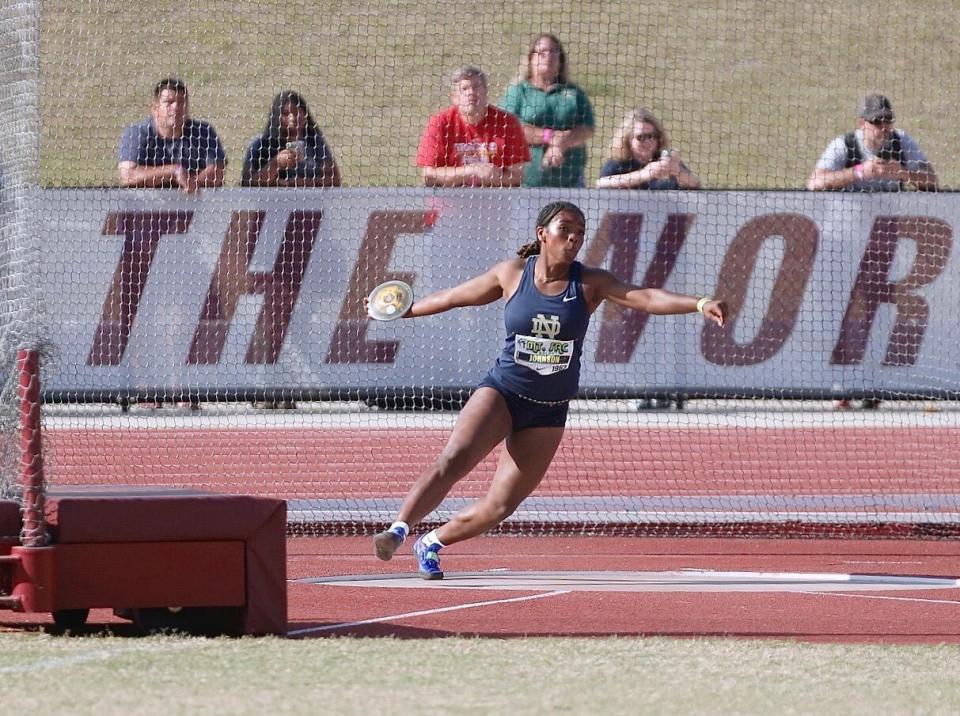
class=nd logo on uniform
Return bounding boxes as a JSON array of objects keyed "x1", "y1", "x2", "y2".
[{"x1": 531, "y1": 314, "x2": 561, "y2": 339}]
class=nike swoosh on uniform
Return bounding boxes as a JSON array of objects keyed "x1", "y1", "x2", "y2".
[{"x1": 563, "y1": 294, "x2": 577, "y2": 302}]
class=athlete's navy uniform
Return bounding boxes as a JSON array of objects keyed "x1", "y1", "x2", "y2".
[{"x1": 478, "y1": 256, "x2": 591, "y2": 428}]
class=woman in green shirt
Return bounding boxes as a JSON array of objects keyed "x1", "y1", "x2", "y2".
[{"x1": 500, "y1": 33, "x2": 595, "y2": 188}]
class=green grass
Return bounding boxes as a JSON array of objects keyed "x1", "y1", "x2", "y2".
[
  {"x1": 39, "y1": 0, "x2": 960, "y2": 189},
  {"x1": 3, "y1": 633, "x2": 960, "y2": 714}
]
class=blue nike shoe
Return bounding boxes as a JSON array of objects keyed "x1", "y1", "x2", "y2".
[
  {"x1": 373, "y1": 527, "x2": 405, "y2": 561},
  {"x1": 413, "y1": 535, "x2": 444, "y2": 580}
]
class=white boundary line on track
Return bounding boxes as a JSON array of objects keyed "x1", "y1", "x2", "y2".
[
  {"x1": 298, "y1": 570, "x2": 960, "y2": 593},
  {"x1": 807, "y1": 591, "x2": 960, "y2": 606},
  {"x1": 286, "y1": 589, "x2": 569, "y2": 637}
]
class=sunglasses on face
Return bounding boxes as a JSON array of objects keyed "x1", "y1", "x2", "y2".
[{"x1": 867, "y1": 119, "x2": 894, "y2": 127}]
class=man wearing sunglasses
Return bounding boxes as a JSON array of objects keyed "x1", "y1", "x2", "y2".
[
  {"x1": 807, "y1": 93, "x2": 938, "y2": 192},
  {"x1": 808, "y1": 93, "x2": 939, "y2": 411}
]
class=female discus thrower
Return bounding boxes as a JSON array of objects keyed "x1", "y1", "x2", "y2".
[{"x1": 372, "y1": 201, "x2": 726, "y2": 579}]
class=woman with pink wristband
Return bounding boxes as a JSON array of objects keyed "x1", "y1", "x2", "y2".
[{"x1": 499, "y1": 33, "x2": 595, "y2": 188}]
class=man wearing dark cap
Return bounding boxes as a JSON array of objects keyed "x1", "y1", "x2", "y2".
[
  {"x1": 807, "y1": 93, "x2": 938, "y2": 192},
  {"x1": 809, "y1": 94, "x2": 939, "y2": 411}
]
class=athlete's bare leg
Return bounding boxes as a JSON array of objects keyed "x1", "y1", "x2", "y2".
[
  {"x1": 396, "y1": 387, "x2": 513, "y2": 528},
  {"x1": 436, "y1": 424, "x2": 565, "y2": 545}
]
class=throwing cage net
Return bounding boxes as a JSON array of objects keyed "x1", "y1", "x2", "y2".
[
  {"x1": 0, "y1": 0, "x2": 43, "y2": 543},
  {"x1": 4, "y1": 1, "x2": 960, "y2": 539}
]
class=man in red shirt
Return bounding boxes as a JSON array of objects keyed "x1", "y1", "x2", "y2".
[{"x1": 416, "y1": 66, "x2": 530, "y2": 187}]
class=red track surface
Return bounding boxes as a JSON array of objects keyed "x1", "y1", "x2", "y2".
[
  {"x1": 6, "y1": 426, "x2": 958, "y2": 642},
  {"x1": 4, "y1": 536, "x2": 960, "y2": 642},
  {"x1": 284, "y1": 536, "x2": 960, "y2": 643},
  {"x1": 43, "y1": 427, "x2": 960, "y2": 497},
  {"x1": 7, "y1": 536, "x2": 959, "y2": 643}
]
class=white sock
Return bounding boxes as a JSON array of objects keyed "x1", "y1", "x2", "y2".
[
  {"x1": 389, "y1": 521, "x2": 409, "y2": 539},
  {"x1": 422, "y1": 529, "x2": 446, "y2": 549}
]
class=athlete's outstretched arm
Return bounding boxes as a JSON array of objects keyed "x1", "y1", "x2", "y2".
[
  {"x1": 589, "y1": 269, "x2": 726, "y2": 326},
  {"x1": 406, "y1": 262, "x2": 509, "y2": 318}
]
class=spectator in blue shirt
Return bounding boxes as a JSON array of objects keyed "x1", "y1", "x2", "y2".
[
  {"x1": 597, "y1": 108, "x2": 700, "y2": 190},
  {"x1": 118, "y1": 78, "x2": 226, "y2": 193}
]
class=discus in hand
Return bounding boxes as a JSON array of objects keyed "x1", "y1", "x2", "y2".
[{"x1": 367, "y1": 280, "x2": 414, "y2": 321}]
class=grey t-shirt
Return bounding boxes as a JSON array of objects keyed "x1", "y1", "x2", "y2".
[{"x1": 815, "y1": 128, "x2": 928, "y2": 192}]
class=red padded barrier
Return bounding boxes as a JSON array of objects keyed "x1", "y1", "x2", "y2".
[
  {"x1": 40, "y1": 487, "x2": 287, "y2": 634},
  {"x1": 54, "y1": 541, "x2": 246, "y2": 609}
]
